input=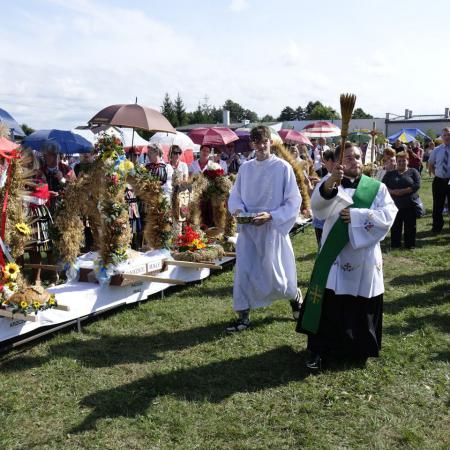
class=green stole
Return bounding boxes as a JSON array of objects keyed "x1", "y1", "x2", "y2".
[{"x1": 300, "y1": 175, "x2": 381, "y2": 334}]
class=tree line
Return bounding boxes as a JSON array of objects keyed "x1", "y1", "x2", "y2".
[{"x1": 160, "y1": 93, "x2": 373, "y2": 127}]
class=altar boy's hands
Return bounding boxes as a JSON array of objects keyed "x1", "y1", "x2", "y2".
[{"x1": 252, "y1": 212, "x2": 272, "y2": 226}]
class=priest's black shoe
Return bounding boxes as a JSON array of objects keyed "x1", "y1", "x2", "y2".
[{"x1": 305, "y1": 352, "x2": 322, "y2": 370}]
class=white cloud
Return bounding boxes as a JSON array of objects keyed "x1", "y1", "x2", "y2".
[
  {"x1": 229, "y1": 0, "x2": 249, "y2": 12},
  {"x1": 1, "y1": 1, "x2": 449, "y2": 129}
]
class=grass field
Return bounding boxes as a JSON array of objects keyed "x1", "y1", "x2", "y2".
[{"x1": 0, "y1": 174, "x2": 449, "y2": 450}]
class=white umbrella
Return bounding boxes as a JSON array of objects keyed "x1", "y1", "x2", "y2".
[
  {"x1": 150, "y1": 131, "x2": 195, "y2": 150},
  {"x1": 71, "y1": 128, "x2": 95, "y2": 144},
  {"x1": 72, "y1": 125, "x2": 124, "y2": 143},
  {"x1": 117, "y1": 128, "x2": 149, "y2": 147}
]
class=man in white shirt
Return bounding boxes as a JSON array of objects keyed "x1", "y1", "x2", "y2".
[{"x1": 428, "y1": 127, "x2": 450, "y2": 233}]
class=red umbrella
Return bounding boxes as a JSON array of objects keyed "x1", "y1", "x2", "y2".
[
  {"x1": 278, "y1": 129, "x2": 312, "y2": 146},
  {"x1": 88, "y1": 104, "x2": 176, "y2": 134},
  {"x1": 188, "y1": 127, "x2": 239, "y2": 146},
  {"x1": 302, "y1": 121, "x2": 341, "y2": 138}
]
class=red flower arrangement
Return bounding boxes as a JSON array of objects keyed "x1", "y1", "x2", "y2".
[
  {"x1": 203, "y1": 161, "x2": 225, "y2": 180},
  {"x1": 204, "y1": 167, "x2": 225, "y2": 179},
  {"x1": 175, "y1": 225, "x2": 207, "y2": 252}
]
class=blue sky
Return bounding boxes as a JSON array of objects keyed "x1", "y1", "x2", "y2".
[{"x1": 1, "y1": 0, "x2": 449, "y2": 129}]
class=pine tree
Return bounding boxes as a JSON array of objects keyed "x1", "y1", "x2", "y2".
[
  {"x1": 161, "y1": 93, "x2": 177, "y2": 126},
  {"x1": 174, "y1": 93, "x2": 187, "y2": 126}
]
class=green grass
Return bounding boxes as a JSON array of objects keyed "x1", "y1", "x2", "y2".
[{"x1": 0, "y1": 174, "x2": 449, "y2": 450}]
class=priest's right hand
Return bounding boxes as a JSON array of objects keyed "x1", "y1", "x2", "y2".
[{"x1": 324, "y1": 164, "x2": 344, "y2": 191}]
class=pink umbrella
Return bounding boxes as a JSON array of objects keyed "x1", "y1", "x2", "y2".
[
  {"x1": 188, "y1": 127, "x2": 239, "y2": 147},
  {"x1": 0, "y1": 136, "x2": 20, "y2": 152},
  {"x1": 302, "y1": 121, "x2": 341, "y2": 138},
  {"x1": 278, "y1": 129, "x2": 312, "y2": 146}
]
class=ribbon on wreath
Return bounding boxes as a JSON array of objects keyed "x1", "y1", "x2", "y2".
[{"x1": 0, "y1": 149, "x2": 21, "y2": 267}]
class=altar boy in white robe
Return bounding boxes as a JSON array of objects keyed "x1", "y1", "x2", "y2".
[
  {"x1": 297, "y1": 143, "x2": 397, "y2": 369},
  {"x1": 227, "y1": 126, "x2": 302, "y2": 332}
]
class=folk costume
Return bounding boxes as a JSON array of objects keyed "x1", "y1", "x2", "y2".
[
  {"x1": 228, "y1": 155, "x2": 301, "y2": 313},
  {"x1": 297, "y1": 174, "x2": 397, "y2": 359},
  {"x1": 23, "y1": 179, "x2": 53, "y2": 254}
]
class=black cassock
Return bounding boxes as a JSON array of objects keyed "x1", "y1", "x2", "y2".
[{"x1": 296, "y1": 289, "x2": 383, "y2": 358}]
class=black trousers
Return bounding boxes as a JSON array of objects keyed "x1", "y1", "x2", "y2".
[
  {"x1": 391, "y1": 207, "x2": 417, "y2": 248},
  {"x1": 432, "y1": 176, "x2": 450, "y2": 232}
]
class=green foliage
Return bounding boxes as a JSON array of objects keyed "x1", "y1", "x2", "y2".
[
  {"x1": 426, "y1": 128, "x2": 437, "y2": 140},
  {"x1": 223, "y1": 99, "x2": 258, "y2": 123},
  {"x1": 260, "y1": 114, "x2": 275, "y2": 122},
  {"x1": 352, "y1": 108, "x2": 373, "y2": 119},
  {"x1": 278, "y1": 101, "x2": 343, "y2": 121},
  {"x1": 375, "y1": 132, "x2": 386, "y2": 145},
  {"x1": 308, "y1": 104, "x2": 340, "y2": 120},
  {"x1": 278, "y1": 106, "x2": 297, "y2": 121},
  {"x1": 161, "y1": 93, "x2": 177, "y2": 127},
  {"x1": 20, "y1": 123, "x2": 35, "y2": 135},
  {"x1": 174, "y1": 93, "x2": 187, "y2": 127}
]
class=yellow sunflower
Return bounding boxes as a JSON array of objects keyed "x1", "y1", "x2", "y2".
[
  {"x1": 3, "y1": 262, "x2": 20, "y2": 280},
  {"x1": 15, "y1": 222, "x2": 31, "y2": 235},
  {"x1": 117, "y1": 160, "x2": 131, "y2": 173},
  {"x1": 20, "y1": 300, "x2": 29, "y2": 309},
  {"x1": 33, "y1": 301, "x2": 41, "y2": 310},
  {"x1": 48, "y1": 296, "x2": 56, "y2": 306},
  {"x1": 6, "y1": 281, "x2": 17, "y2": 291}
]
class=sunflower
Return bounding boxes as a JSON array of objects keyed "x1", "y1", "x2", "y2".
[
  {"x1": 33, "y1": 301, "x2": 41, "y2": 310},
  {"x1": 48, "y1": 296, "x2": 56, "y2": 306},
  {"x1": 20, "y1": 300, "x2": 29, "y2": 309},
  {"x1": 118, "y1": 160, "x2": 134, "y2": 174},
  {"x1": 15, "y1": 222, "x2": 31, "y2": 235},
  {"x1": 3, "y1": 262, "x2": 20, "y2": 280},
  {"x1": 6, "y1": 281, "x2": 17, "y2": 291}
]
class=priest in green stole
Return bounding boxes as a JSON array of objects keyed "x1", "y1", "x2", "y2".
[{"x1": 297, "y1": 143, "x2": 398, "y2": 369}]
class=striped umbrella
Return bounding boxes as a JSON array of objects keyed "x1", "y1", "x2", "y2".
[{"x1": 302, "y1": 121, "x2": 341, "y2": 138}]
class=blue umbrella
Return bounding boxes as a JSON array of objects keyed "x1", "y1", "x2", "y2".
[
  {"x1": 23, "y1": 129, "x2": 93, "y2": 154},
  {"x1": 0, "y1": 108, "x2": 25, "y2": 138},
  {"x1": 388, "y1": 128, "x2": 429, "y2": 143}
]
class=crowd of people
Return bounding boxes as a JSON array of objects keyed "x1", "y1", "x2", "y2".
[{"x1": 16, "y1": 125, "x2": 449, "y2": 370}]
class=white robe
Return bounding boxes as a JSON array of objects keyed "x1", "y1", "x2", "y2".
[
  {"x1": 228, "y1": 155, "x2": 301, "y2": 311},
  {"x1": 311, "y1": 175, "x2": 398, "y2": 298}
]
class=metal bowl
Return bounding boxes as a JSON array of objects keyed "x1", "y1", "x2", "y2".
[{"x1": 236, "y1": 213, "x2": 257, "y2": 224}]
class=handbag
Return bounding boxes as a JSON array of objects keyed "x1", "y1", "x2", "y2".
[{"x1": 413, "y1": 197, "x2": 426, "y2": 218}]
